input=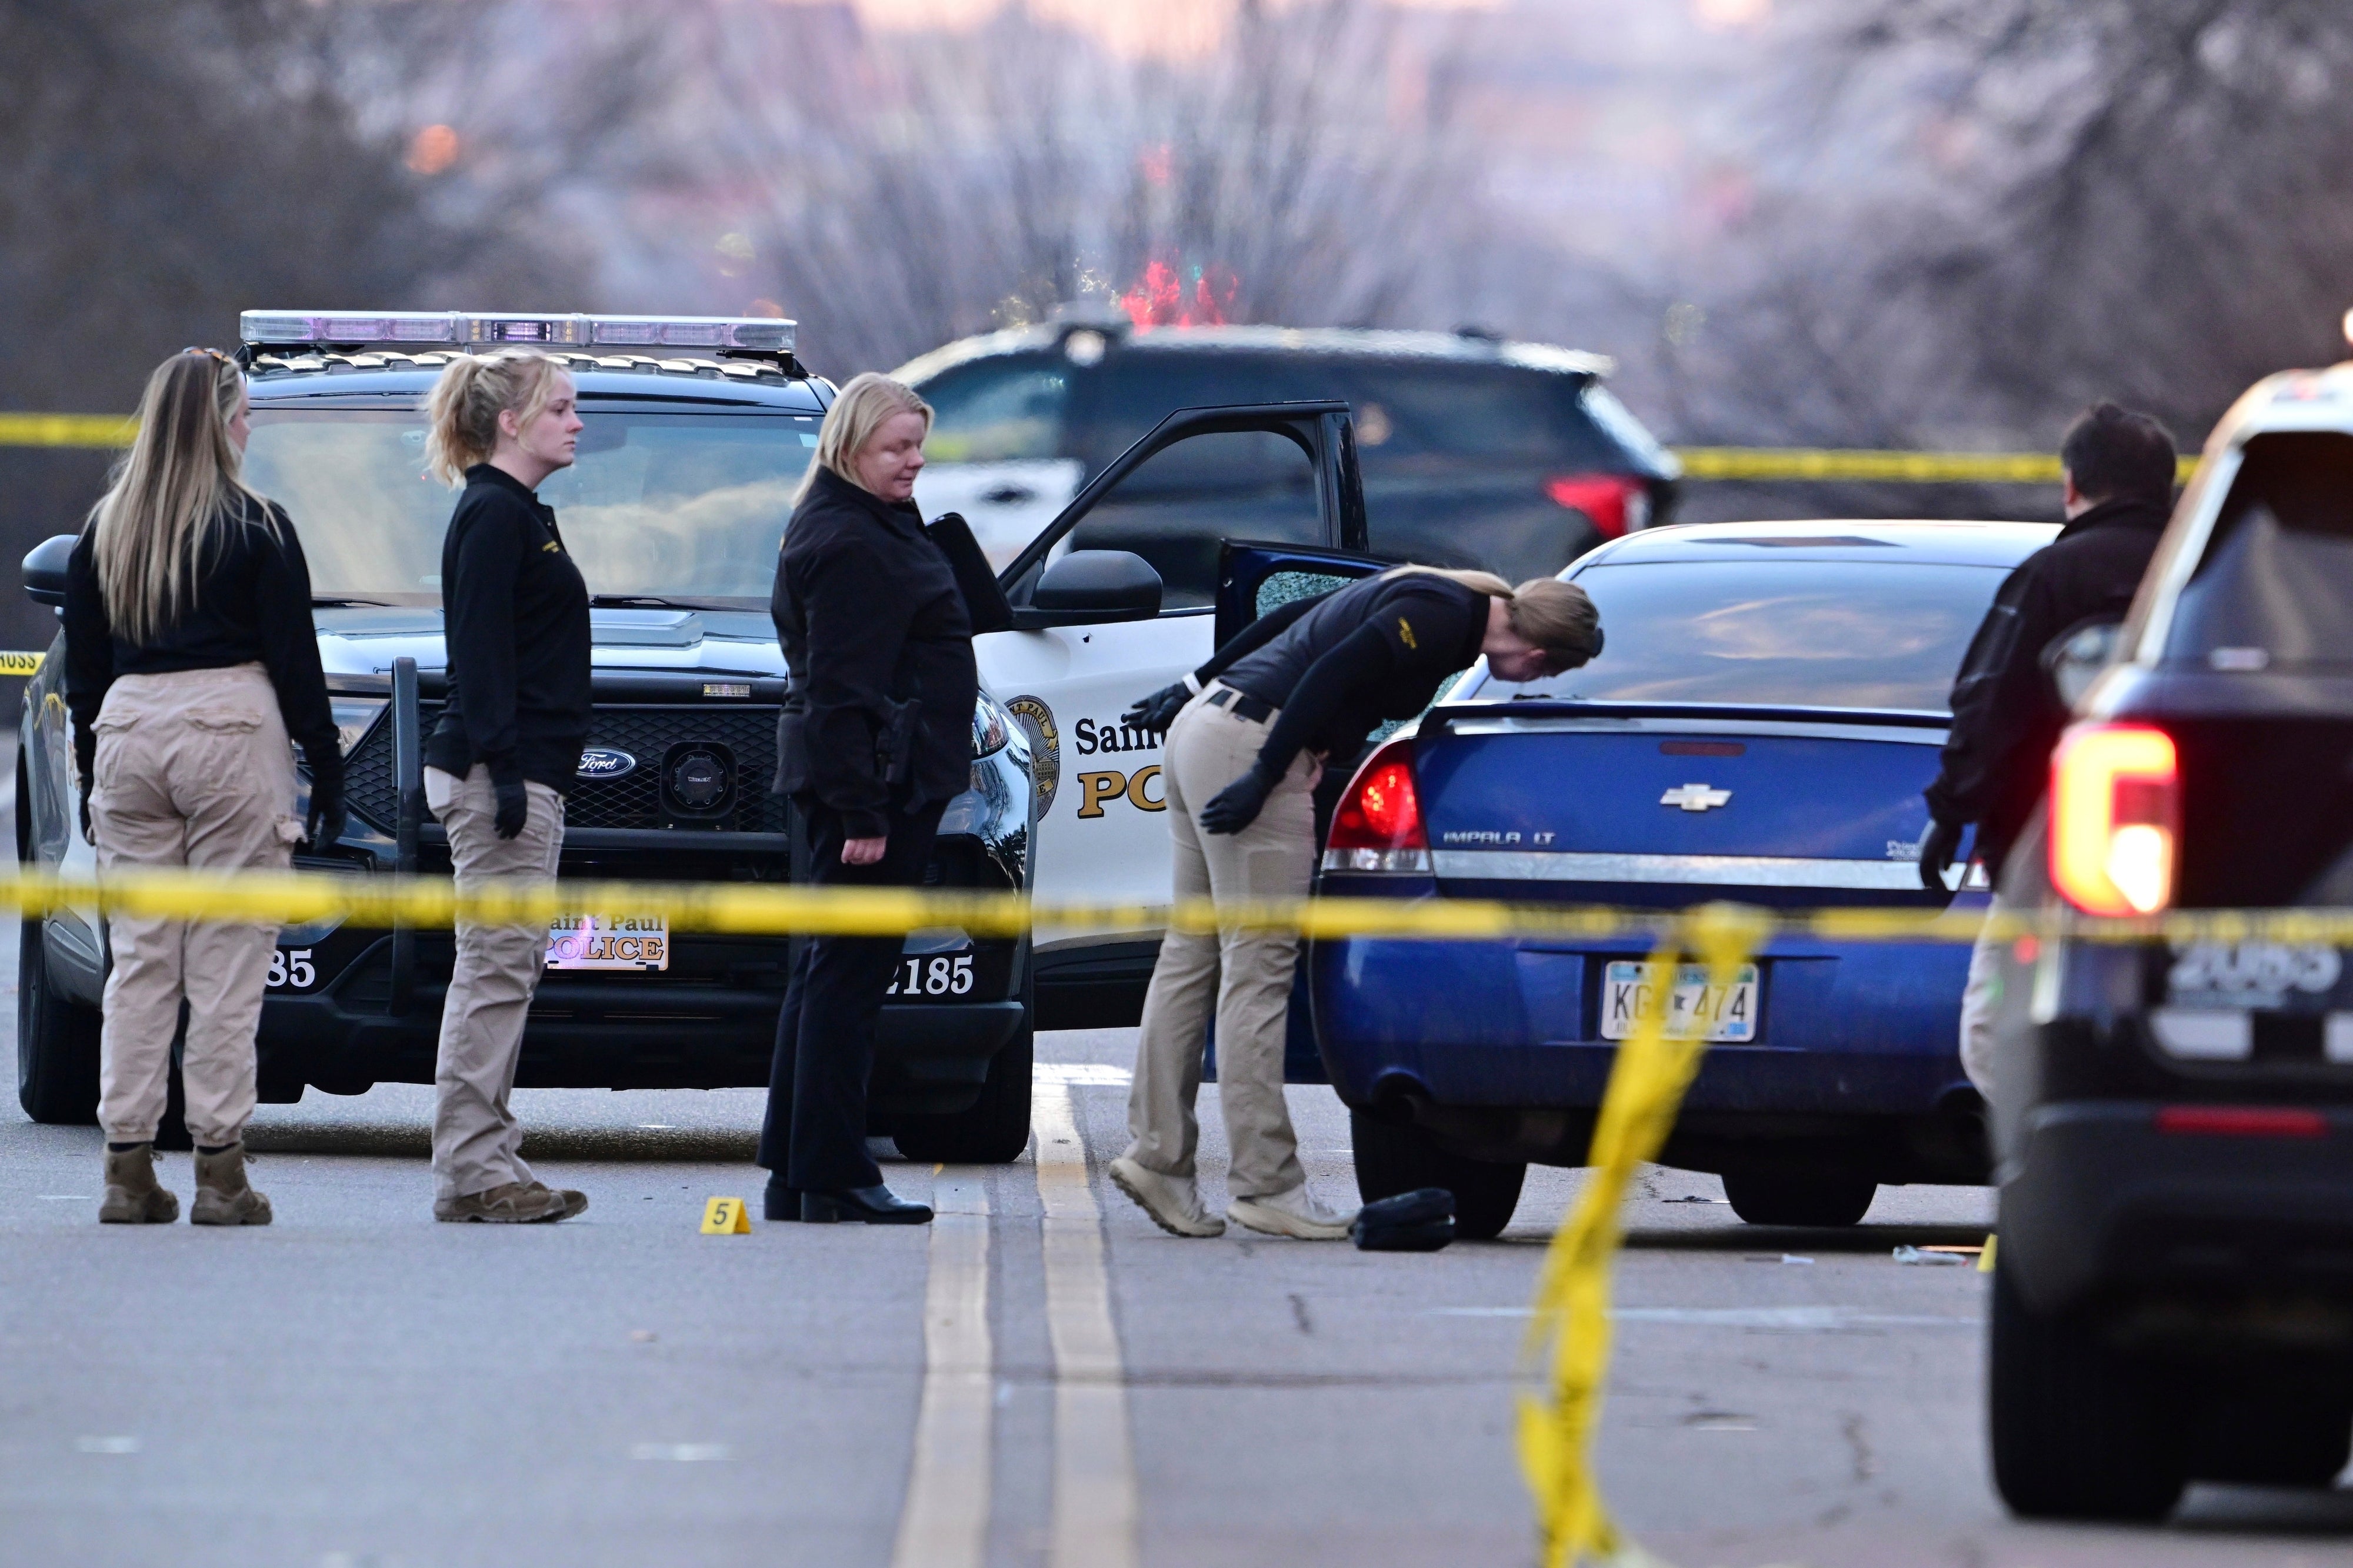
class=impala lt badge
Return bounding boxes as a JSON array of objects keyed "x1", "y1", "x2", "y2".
[{"x1": 1660, "y1": 782, "x2": 1731, "y2": 812}]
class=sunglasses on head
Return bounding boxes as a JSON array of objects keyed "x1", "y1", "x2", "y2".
[{"x1": 181, "y1": 346, "x2": 234, "y2": 367}]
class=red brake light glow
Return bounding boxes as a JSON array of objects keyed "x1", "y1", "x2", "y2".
[
  {"x1": 1324, "y1": 739, "x2": 1430, "y2": 873},
  {"x1": 2154, "y1": 1105, "x2": 2327, "y2": 1140},
  {"x1": 2049, "y1": 723, "x2": 2178, "y2": 916},
  {"x1": 1544, "y1": 473, "x2": 1647, "y2": 539}
]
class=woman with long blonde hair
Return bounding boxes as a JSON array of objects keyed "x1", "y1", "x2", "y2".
[
  {"x1": 418, "y1": 348, "x2": 592, "y2": 1225},
  {"x1": 1106, "y1": 563, "x2": 1602, "y2": 1240},
  {"x1": 64, "y1": 348, "x2": 343, "y2": 1226}
]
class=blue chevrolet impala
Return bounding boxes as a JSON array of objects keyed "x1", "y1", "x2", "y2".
[{"x1": 1311, "y1": 519, "x2": 2056, "y2": 1235}]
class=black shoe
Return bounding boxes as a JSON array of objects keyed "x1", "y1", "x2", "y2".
[
  {"x1": 763, "y1": 1179, "x2": 802, "y2": 1223},
  {"x1": 801, "y1": 1185, "x2": 933, "y2": 1225}
]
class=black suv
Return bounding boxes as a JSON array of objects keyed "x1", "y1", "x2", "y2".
[
  {"x1": 1985, "y1": 375, "x2": 2353, "y2": 1516},
  {"x1": 15, "y1": 311, "x2": 1036, "y2": 1162},
  {"x1": 894, "y1": 321, "x2": 1679, "y2": 588}
]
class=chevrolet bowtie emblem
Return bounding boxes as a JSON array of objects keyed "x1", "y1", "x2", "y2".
[{"x1": 1660, "y1": 782, "x2": 1732, "y2": 812}]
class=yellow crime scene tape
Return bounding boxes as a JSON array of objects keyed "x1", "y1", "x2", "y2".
[
  {"x1": 2, "y1": 862, "x2": 2342, "y2": 1563},
  {"x1": 0, "y1": 650, "x2": 44, "y2": 676},
  {"x1": 0, "y1": 413, "x2": 138, "y2": 449}
]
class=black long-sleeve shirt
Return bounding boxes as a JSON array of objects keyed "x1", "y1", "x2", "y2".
[
  {"x1": 425, "y1": 464, "x2": 592, "y2": 793},
  {"x1": 64, "y1": 494, "x2": 339, "y2": 790},
  {"x1": 772, "y1": 469, "x2": 1013, "y2": 839},
  {"x1": 1206, "y1": 573, "x2": 1490, "y2": 779},
  {"x1": 1924, "y1": 495, "x2": 2171, "y2": 875}
]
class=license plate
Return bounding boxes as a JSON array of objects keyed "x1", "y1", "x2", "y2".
[
  {"x1": 546, "y1": 913, "x2": 669, "y2": 972},
  {"x1": 1601, "y1": 961, "x2": 1759, "y2": 1043}
]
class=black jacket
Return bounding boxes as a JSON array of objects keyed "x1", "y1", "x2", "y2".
[
  {"x1": 772, "y1": 468, "x2": 1012, "y2": 839},
  {"x1": 64, "y1": 493, "x2": 339, "y2": 792},
  {"x1": 426, "y1": 464, "x2": 592, "y2": 793},
  {"x1": 1210, "y1": 573, "x2": 1489, "y2": 778},
  {"x1": 1924, "y1": 496, "x2": 2172, "y2": 874}
]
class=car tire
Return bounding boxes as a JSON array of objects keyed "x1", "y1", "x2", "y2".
[
  {"x1": 890, "y1": 1020, "x2": 1035, "y2": 1166},
  {"x1": 2185, "y1": 1371, "x2": 2353, "y2": 1487},
  {"x1": 18, "y1": 915, "x2": 101, "y2": 1125},
  {"x1": 1350, "y1": 1109, "x2": 1527, "y2": 1240},
  {"x1": 1989, "y1": 1252, "x2": 2186, "y2": 1521},
  {"x1": 1721, "y1": 1167, "x2": 1877, "y2": 1226}
]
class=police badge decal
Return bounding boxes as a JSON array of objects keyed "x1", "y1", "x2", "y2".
[{"x1": 1005, "y1": 695, "x2": 1061, "y2": 816}]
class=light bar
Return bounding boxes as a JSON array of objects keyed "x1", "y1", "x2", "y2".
[{"x1": 239, "y1": 311, "x2": 796, "y2": 353}]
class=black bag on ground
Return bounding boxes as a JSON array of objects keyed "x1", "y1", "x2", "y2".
[{"x1": 1351, "y1": 1187, "x2": 1455, "y2": 1252}]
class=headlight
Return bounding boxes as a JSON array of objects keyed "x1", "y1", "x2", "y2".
[
  {"x1": 973, "y1": 694, "x2": 1011, "y2": 758},
  {"x1": 328, "y1": 695, "x2": 389, "y2": 756}
]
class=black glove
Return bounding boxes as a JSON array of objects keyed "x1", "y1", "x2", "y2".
[
  {"x1": 304, "y1": 770, "x2": 347, "y2": 850},
  {"x1": 1123, "y1": 680, "x2": 1193, "y2": 735},
  {"x1": 1918, "y1": 816, "x2": 1962, "y2": 892},
  {"x1": 494, "y1": 780, "x2": 531, "y2": 840},
  {"x1": 78, "y1": 790, "x2": 92, "y2": 846},
  {"x1": 1199, "y1": 765, "x2": 1278, "y2": 836}
]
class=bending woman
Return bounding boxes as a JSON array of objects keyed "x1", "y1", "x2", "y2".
[
  {"x1": 66, "y1": 348, "x2": 344, "y2": 1226},
  {"x1": 1108, "y1": 566, "x2": 1602, "y2": 1240},
  {"x1": 761, "y1": 373, "x2": 1009, "y2": 1224},
  {"x1": 421, "y1": 349, "x2": 591, "y2": 1225}
]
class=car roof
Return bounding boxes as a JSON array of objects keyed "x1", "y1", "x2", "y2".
[
  {"x1": 894, "y1": 323, "x2": 1614, "y2": 385},
  {"x1": 246, "y1": 355, "x2": 827, "y2": 413},
  {"x1": 1577, "y1": 519, "x2": 2058, "y2": 571}
]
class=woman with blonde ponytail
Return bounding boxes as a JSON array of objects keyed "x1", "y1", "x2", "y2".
[
  {"x1": 417, "y1": 348, "x2": 592, "y2": 1225},
  {"x1": 1105, "y1": 563, "x2": 1601, "y2": 1242},
  {"x1": 64, "y1": 348, "x2": 343, "y2": 1227}
]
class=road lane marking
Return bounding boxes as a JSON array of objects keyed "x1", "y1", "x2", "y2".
[
  {"x1": 1035, "y1": 1083, "x2": 1139, "y2": 1568},
  {"x1": 891, "y1": 1170, "x2": 993, "y2": 1568},
  {"x1": 1035, "y1": 1063, "x2": 1132, "y2": 1087},
  {"x1": 629, "y1": 1443, "x2": 731, "y2": 1461}
]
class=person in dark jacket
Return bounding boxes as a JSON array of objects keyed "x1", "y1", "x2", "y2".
[
  {"x1": 65, "y1": 348, "x2": 342, "y2": 1226},
  {"x1": 419, "y1": 349, "x2": 593, "y2": 1224},
  {"x1": 1920, "y1": 401, "x2": 2178, "y2": 1090},
  {"x1": 1107, "y1": 567, "x2": 1603, "y2": 1239},
  {"x1": 761, "y1": 372, "x2": 1012, "y2": 1225}
]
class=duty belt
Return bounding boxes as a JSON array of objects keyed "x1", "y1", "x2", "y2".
[{"x1": 1205, "y1": 685, "x2": 1277, "y2": 723}]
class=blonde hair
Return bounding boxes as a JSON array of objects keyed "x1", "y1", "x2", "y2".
[
  {"x1": 87, "y1": 350, "x2": 268, "y2": 647},
  {"x1": 422, "y1": 349, "x2": 569, "y2": 486},
  {"x1": 795, "y1": 372, "x2": 932, "y2": 505},
  {"x1": 1382, "y1": 564, "x2": 1603, "y2": 665}
]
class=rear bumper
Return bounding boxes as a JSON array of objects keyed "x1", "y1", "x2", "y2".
[
  {"x1": 1311, "y1": 933, "x2": 1985, "y2": 1180},
  {"x1": 2002, "y1": 1100, "x2": 2353, "y2": 1321}
]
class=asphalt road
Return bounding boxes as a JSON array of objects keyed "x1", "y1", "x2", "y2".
[{"x1": 5, "y1": 930, "x2": 2352, "y2": 1566}]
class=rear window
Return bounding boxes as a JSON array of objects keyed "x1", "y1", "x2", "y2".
[
  {"x1": 2166, "y1": 431, "x2": 2353, "y2": 667},
  {"x1": 1479, "y1": 560, "x2": 2010, "y2": 712}
]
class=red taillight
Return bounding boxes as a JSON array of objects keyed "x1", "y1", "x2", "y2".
[
  {"x1": 2154, "y1": 1105, "x2": 2327, "y2": 1140},
  {"x1": 1325, "y1": 739, "x2": 1429, "y2": 872},
  {"x1": 1544, "y1": 473, "x2": 1647, "y2": 539},
  {"x1": 2049, "y1": 723, "x2": 2178, "y2": 916}
]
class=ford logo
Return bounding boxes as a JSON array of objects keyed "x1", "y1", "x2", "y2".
[{"x1": 576, "y1": 748, "x2": 637, "y2": 780}]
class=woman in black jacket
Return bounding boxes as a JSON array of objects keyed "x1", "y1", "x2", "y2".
[
  {"x1": 419, "y1": 349, "x2": 593, "y2": 1225},
  {"x1": 65, "y1": 348, "x2": 342, "y2": 1226},
  {"x1": 761, "y1": 372, "x2": 1010, "y2": 1224}
]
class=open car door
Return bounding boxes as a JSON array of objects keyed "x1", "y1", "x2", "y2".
[{"x1": 974, "y1": 402, "x2": 1365, "y2": 1030}]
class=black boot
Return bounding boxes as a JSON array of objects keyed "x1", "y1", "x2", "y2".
[
  {"x1": 763, "y1": 1175, "x2": 802, "y2": 1223},
  {"x1": 801, "y1": 1185, "x2": 933, "y2": 1225}
]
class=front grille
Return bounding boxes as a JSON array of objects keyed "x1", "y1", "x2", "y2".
[{"x1": 345, "y1": 702, "x2": 785, "y2": 832}]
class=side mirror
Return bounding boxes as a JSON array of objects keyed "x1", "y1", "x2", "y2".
[
  {"x1": 23, "y1": 533, "x2": 75, "y2": 608},
  {"x1": 2045, "y1": 619, "x2": 2123, "y2": 709},
  {"x1": 1021, "y1": 549, "x2": 1162, "y2": 627}
]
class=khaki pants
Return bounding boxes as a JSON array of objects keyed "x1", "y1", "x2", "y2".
[
  {"x1": 428, "y1": 765, "x2": 564, "y2": 1203},
  {"x1": 1124, "y1": 693, "x2": 1319, "y2": 1200},
  {"x1": 90, "y1": 663, "x2": 301, "y2": 1147},
  {"x1": 1957, "y1": 892, "x2": 2010, "y2": 1096}
]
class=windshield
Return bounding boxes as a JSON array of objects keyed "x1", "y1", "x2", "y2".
[
  {"x1": 243, "y1": 409, "x2": 820, "y2": 605},
  {"x1": 1478, "y1": 560, "x2": 2009, "y2": 712}
]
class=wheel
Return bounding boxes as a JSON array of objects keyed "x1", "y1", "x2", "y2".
[
  {"x1": 2185, "y1": 1369, "x2": 2353, "y2": 1487},
  {"x1": 17, "y1": 915, "x2": 100, "y2": 1125},
  {"x1": 890, "y1": 1023, "x2": 1035, "y2": 1165},
  {"x1": 1350, "y1": 1107, "x2": 1527, "y2": 1240},
  {"x1": 1989, "y1": 1251, "x2": 2186, "y2": 1521},
  {"x1": 1721, "y1": 1167, "x2": 1877, "y2": 1226}
]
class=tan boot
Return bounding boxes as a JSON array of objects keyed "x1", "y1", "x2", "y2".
[
  {"x1": 190, "y1": 1142, "x2": 273, "y2": 1227},
  {"x1": 99, "y1": 1143, "x2": 179, "y2": 1225}
]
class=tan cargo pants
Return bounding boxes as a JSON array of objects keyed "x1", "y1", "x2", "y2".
[
  {"x1": 89, "y1": 663, "x2": 301, "y2": 1147},
  {"x1": 1124, "y1": 691, "x2": 1318, "y2": 1200},
  {"x1": 1957, "y1": 892, "x2": 2011, "y2": 1097},
  {"x1": 428, "y1": 765, "x2": 564, "y2": 1203}
]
